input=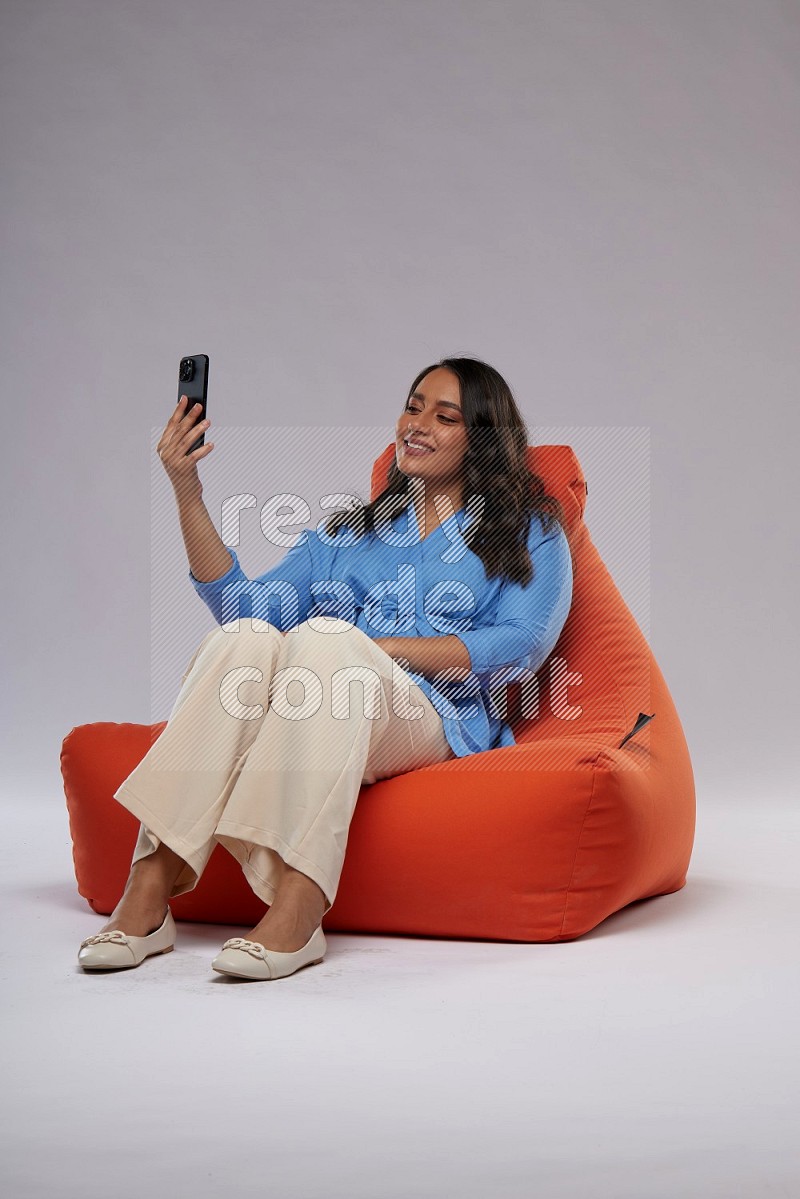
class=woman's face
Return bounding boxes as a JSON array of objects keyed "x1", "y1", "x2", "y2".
[{"x1": 394, "y1": 367, "x2": 469, "y2": 497}]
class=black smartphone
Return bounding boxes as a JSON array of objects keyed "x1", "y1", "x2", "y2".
[{"x1": 178, "y1": 355, "x2": 209, "y2": 454}]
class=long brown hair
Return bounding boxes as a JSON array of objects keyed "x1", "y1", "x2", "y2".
[{"x1": 322, "y1": 357, "x2": 565, "y2": 586}]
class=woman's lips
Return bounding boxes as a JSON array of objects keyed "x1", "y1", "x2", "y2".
[{"x1": 400, "y1": 438, "x2": 434, "y2": 457}]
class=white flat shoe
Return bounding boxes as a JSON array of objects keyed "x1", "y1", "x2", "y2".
[
  {"x1": 78, "y1": 907, "x2": 176, "y2": 970},
  {"x1": 211, "y1": 925, "x2": 326, "y2": 980}
]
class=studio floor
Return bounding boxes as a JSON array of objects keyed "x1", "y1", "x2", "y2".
[{"x1": 2, "y1": 791, "x2": 797, "y2": 1199}]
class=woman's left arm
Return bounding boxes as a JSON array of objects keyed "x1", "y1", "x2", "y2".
[
  {"x1": 376, "y1": 522, "x2": 573, "y2": 682},
  {"x1": 374, "y1": 634, "x2": 473, "y2": 678},
  {"x1": 451, "y1": 524, "x2": 573, "y2": 680}
]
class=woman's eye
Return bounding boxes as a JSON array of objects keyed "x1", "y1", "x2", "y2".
[{"x1": 405, "y1": 402, "x2": 455, "y2": 424}]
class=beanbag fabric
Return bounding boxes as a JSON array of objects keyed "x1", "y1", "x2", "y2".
[{"x1": 61, "y1": 445, "x2": 696, "y2": 942}]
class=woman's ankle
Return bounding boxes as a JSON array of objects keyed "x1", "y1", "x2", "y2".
[{"x1": 131, "y1": 842, "x2": 187, "y2": 891}]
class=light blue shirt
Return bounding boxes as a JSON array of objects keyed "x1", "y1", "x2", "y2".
[{"x1": 190, "y1": 500, "x2": 573, "y2": 759}]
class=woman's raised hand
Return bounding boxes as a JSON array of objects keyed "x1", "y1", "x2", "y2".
[{"x1": 156, "y1": 395, "x2": 214, "y2": 501}]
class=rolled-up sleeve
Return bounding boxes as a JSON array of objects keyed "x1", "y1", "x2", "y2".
[
  {"x1": 454, "y1": 521, "x2": 573, "y2": 680},
  {"x1": 190, "y1": 533, "x2": 316, "y2": 630}
]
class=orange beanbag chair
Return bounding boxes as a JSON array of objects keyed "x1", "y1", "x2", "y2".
[{"x1": 61, "y1": 445, "x2": 696, "y2": 942}]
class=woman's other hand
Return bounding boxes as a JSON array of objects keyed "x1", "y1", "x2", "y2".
[{"x1": 156, "y1": 394, "x2": 214, "y2": 502}]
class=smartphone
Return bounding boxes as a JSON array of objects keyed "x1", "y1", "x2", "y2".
[{"x1": 178, "y1": 354, "x2": 209, "y2": 454}]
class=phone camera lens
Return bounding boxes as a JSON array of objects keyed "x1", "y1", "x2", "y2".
[{"x1": 179, "y1": 358, "x2": 195, "y2": 382}]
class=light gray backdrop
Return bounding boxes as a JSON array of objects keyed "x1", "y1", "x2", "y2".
[{"x1": 2, "y1": 0, "x2": 798, "y2": 804}]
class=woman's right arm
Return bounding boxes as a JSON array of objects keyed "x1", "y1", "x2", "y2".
[
  {"x1": 157, "y1": 394, "x2": 232, "y2": 582},
  {"x1": 157, "y1": 394, "x2": 320, "y2": 627},
  {"x1": 175, "y1": 492, "x2": 233, "y2": 583}
]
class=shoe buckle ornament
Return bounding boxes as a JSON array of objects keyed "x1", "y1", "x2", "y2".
[
  {"x1": 80, "y1": 930, "x2": 130, "y2": 948},
  {"x1": 222, "y1": 937, "x2": 269, "y2": 960}
]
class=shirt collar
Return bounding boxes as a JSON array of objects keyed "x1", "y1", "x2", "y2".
[{"x1": 403, "y1": 498, "x2": 475, "y2": 541}]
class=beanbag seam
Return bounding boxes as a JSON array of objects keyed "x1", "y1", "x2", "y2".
[{"x1": 557, "y1": 747, "x2": 605, "y2": 937}]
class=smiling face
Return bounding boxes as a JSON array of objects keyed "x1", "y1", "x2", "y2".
[{"x1": 394, "y1": 367, "x2": 469, "y2": 509}]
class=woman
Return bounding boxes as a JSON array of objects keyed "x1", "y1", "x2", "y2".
[{"x1": 78, "y1": 357, "x2": 573, "y2": 981}]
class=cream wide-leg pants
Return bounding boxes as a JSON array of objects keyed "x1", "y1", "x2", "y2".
[{"x1": 113, "y1": 616, "x2": 456, "y2": 914}]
